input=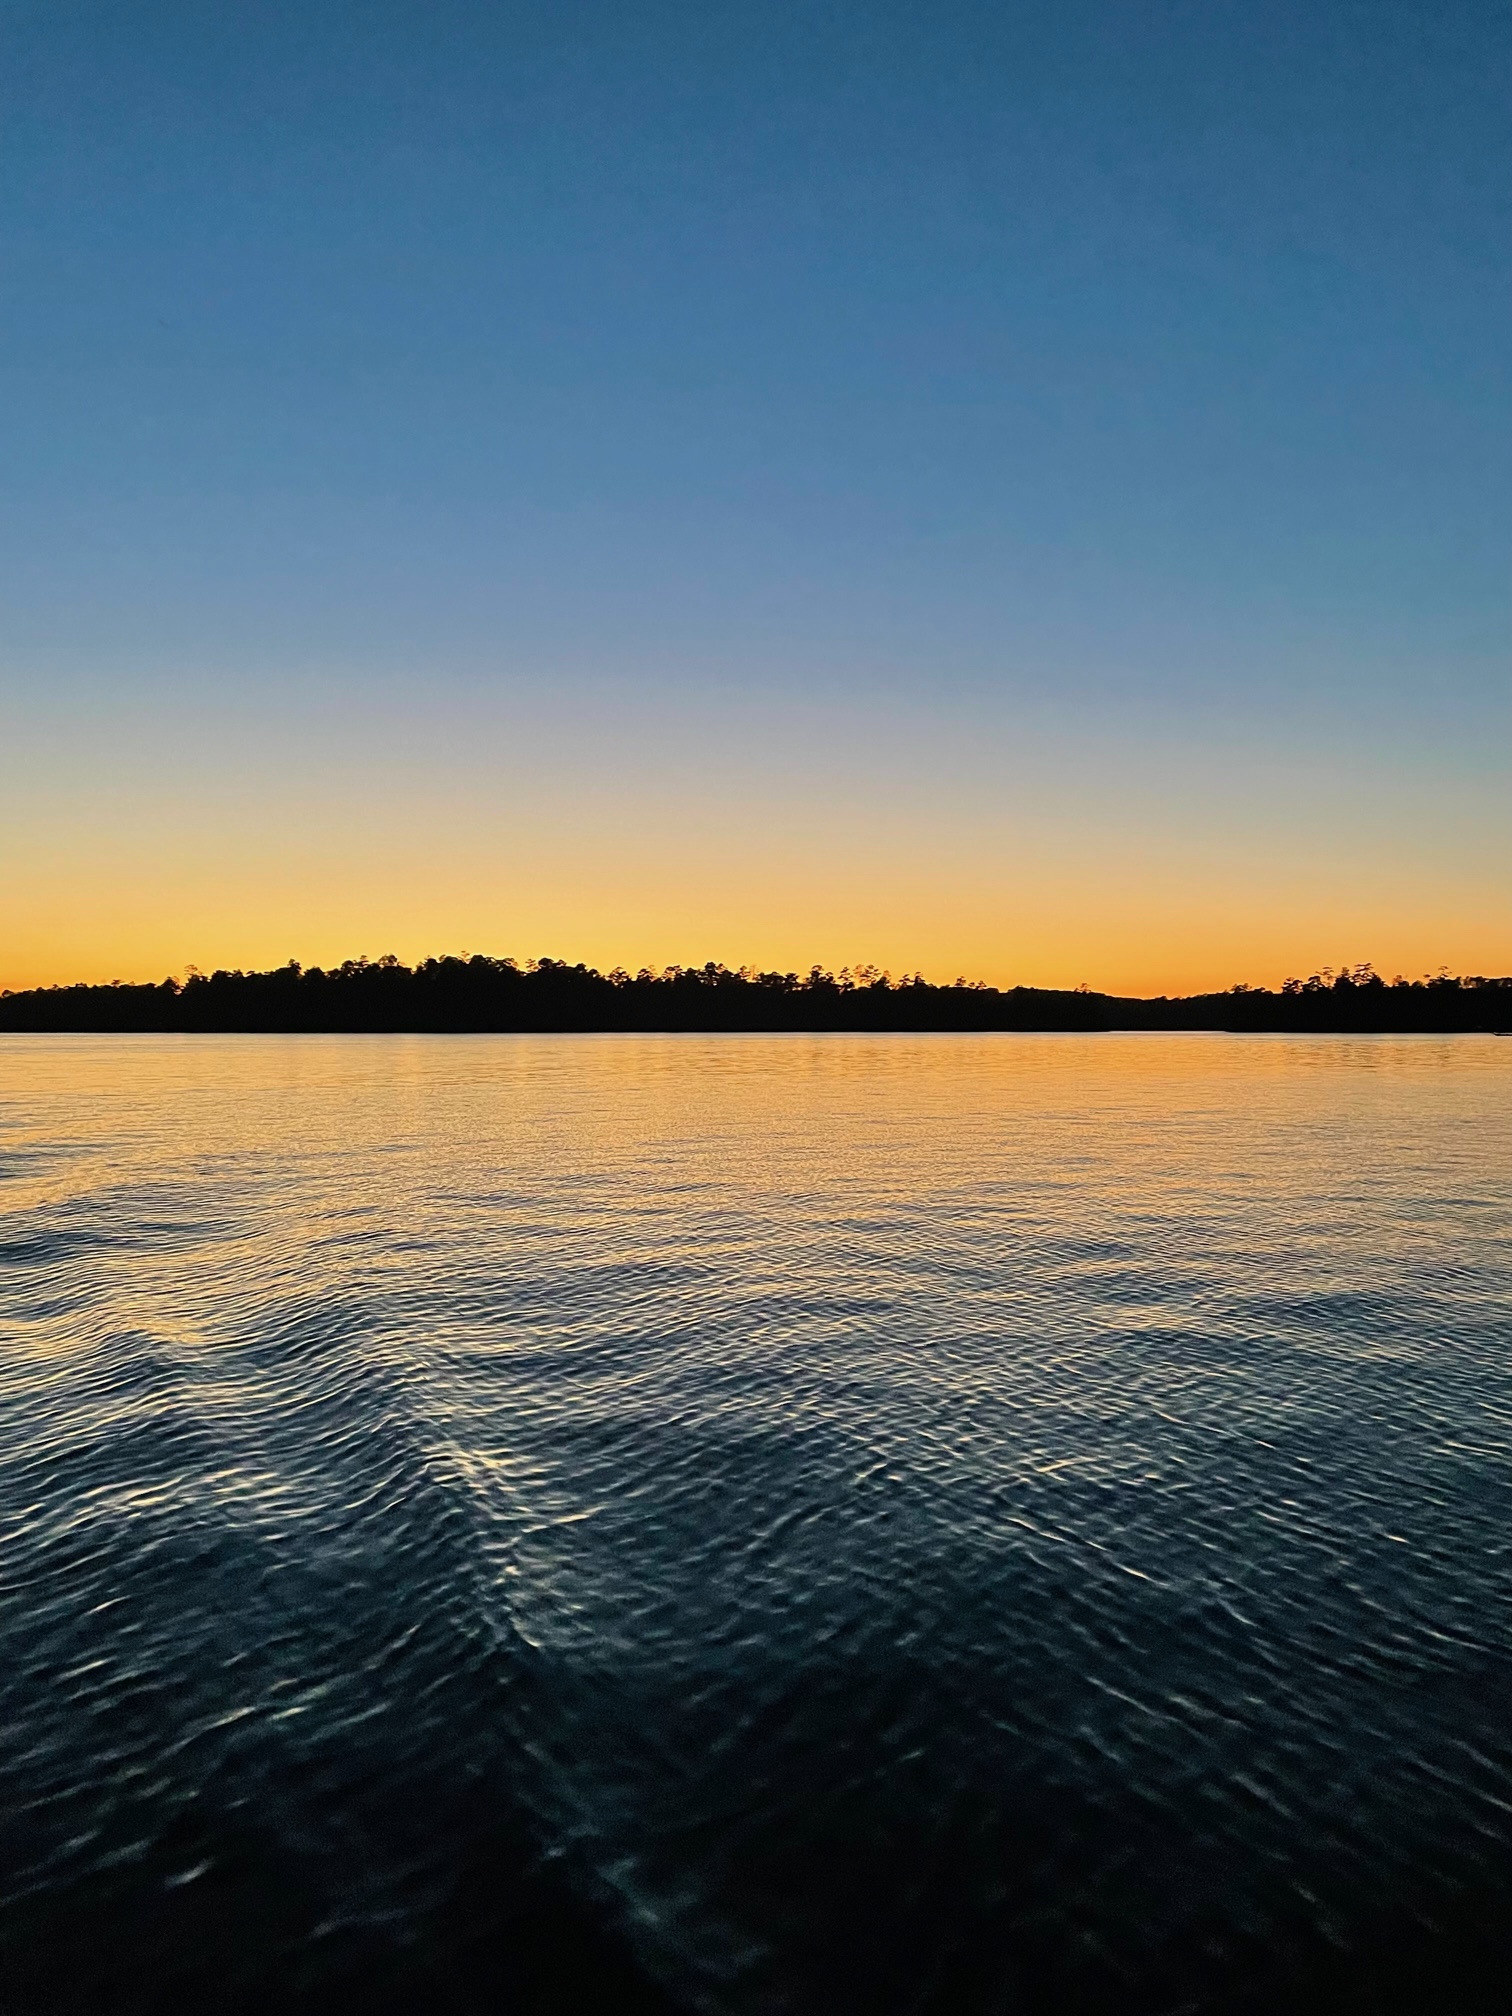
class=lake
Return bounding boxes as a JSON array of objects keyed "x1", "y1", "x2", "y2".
[{"x1": 2, "y1": 1033, "x2": 1510, "y2": 2012}]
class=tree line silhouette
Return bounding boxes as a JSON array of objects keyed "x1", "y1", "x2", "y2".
[{"x1": 1, "y1": 955, "x2": 1508, "y2": 1033}]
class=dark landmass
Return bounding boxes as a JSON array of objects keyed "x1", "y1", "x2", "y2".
[{"x1": 2, "y1": 956, "x2": 1509, "y2": 1033}]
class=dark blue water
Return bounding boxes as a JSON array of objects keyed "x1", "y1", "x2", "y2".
[{"x1": 3, "y1": 1034, "x2": 1511, "y2": 2013}]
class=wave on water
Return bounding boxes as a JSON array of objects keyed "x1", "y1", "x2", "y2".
[{"x1": 2, "y1": 1033, "x2": 1512, "y2": 2013}]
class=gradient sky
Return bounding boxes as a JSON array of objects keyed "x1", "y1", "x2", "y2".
[{"x1": 3, "y1": 0, "x2": 1509, "y2": 994}]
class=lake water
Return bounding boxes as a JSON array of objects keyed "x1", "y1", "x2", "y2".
[{"x1": 2, "y1": 1033, "x2": 1511, "y2": 2013}]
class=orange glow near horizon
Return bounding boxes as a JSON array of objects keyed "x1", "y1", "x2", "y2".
[
  {"x1": 5, "y1": 839, "x2": 1507, "y2": 1000},
  {"x1": 6, "y1": 676, "x2": 1508, "y2": 1002}
]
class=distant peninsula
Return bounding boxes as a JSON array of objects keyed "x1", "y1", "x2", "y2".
[{"x1": 1, "y1": 956, "x2": 1509, "y2": 1034}]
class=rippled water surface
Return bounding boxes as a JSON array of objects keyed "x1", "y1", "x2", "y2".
[{"x1": 3, "y1": 1033, "x2": 1512, "y2": 2013}]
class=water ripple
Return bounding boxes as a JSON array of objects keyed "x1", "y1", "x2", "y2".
[{"x1": 1, "y1": 1033, "x2": 1511, "y2": 2011}]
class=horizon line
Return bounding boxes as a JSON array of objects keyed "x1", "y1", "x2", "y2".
[{"x1": 5, "y1": 949, "x2": 1509, "y2": 1006}]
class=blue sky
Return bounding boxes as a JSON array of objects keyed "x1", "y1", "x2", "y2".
[{"x1": 2, "y1": 0, "x2": 1508, "y2": 988}]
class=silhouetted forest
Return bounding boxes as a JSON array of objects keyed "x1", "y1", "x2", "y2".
[{"x1": 2, "y1": 956, "x2": 1509, "y2": 1033}]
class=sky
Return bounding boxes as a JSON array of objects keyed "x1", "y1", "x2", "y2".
[{"x1": 2, "y1": 0, "x2": 1508, "y2": 995}]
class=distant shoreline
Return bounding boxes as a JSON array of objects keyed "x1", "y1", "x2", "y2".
[{"x1": 3, "y1": 956, "x2": 1508, "y2": 1036}]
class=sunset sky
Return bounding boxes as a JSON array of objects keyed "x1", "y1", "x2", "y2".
[{"x1": 3, "y1": 0, "x2": 1508, "y2": 996}]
